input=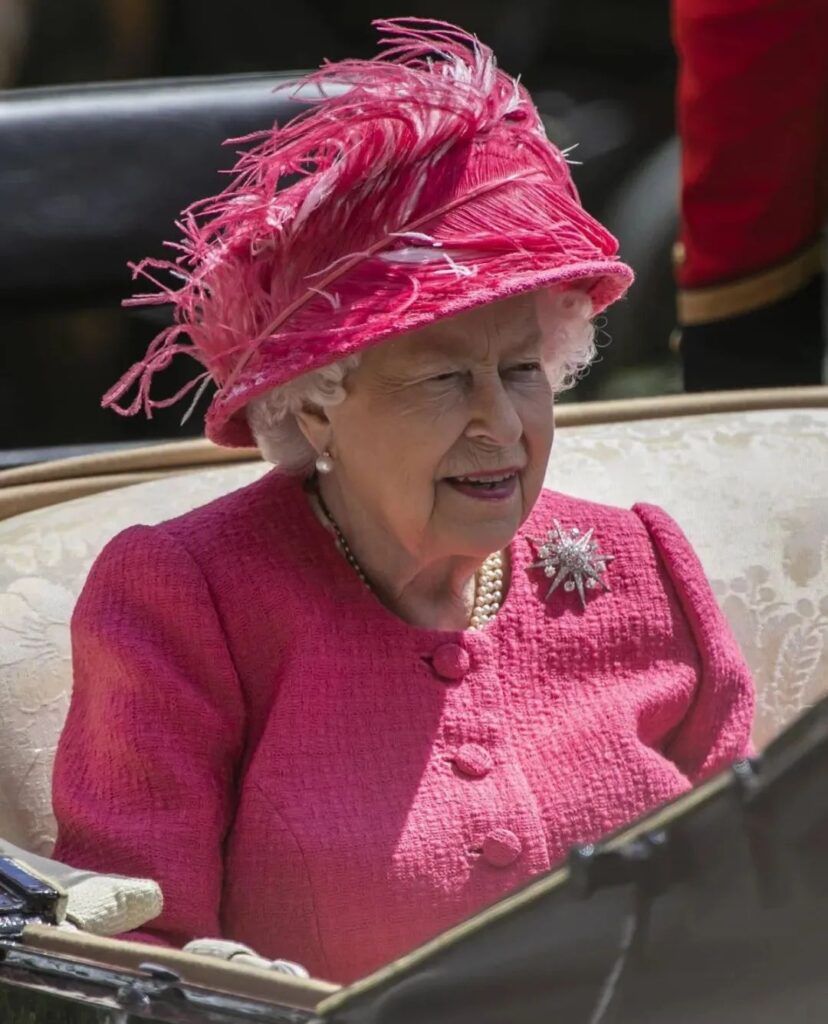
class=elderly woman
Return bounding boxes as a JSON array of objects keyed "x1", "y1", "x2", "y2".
[{"x1": 52, "y1": 19, "x2": 754, "y2": 985}]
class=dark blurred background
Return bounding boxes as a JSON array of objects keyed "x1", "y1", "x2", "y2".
[{"x1": 0, "y1": 0, "x2": 683, "y2": 455}]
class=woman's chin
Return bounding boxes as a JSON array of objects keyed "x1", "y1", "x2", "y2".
[{"x1": 435, "y1": 481, "x2": 524, "y2": 552}]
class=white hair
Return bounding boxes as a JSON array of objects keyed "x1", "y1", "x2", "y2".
[{"x1": 247, "y1": 287, "x2": 596, "y2": 471}]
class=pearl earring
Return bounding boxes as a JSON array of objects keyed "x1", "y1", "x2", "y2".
[{"x1": 315, "y1": 450, "x2": 334, "y2": 474}]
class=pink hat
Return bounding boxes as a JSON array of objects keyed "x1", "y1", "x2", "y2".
[{"x1": 104, "y1": 18, "x2": 634, "y2": 448}]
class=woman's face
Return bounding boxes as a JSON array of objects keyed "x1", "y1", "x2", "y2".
[{"x1": 316, "y1": 293, "x2": 556, "y2": 561}]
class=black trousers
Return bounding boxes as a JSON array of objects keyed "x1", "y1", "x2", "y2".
[{"x1": 681, "y1": 275, "x2": 825, "y2": 391}]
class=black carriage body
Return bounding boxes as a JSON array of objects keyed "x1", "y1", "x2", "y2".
[{"x1": 2, "y1": 696, "x2": 826, "y2": 1024}]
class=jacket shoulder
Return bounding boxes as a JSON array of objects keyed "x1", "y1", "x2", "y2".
[
  {"x1": 161, "y1": 466, "x2": 292, "y2": 535},
  {"x1": 524, "y1": 489, "x2": 704, "y2": 601},
  {"x1": 86, "y1": 468, "x2": 301, "y2": 583},
  {"x1": 527, "y1": 487, "x2": 648, "y2": 538}
]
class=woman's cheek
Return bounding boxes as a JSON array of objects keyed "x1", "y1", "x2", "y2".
[{"x1": 518, "y1": 388, "x2": 555, "y2": 434}]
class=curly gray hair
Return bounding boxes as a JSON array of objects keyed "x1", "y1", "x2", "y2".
[{"x1": 247, "y1": 288, "x2": 596, "y2": 471}]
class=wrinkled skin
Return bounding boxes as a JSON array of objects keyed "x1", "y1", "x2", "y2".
[{"x1": 296, "y1": 293, "x2": 557, "y2": 629}]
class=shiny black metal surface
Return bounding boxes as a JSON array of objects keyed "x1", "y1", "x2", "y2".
[{"x1": 0, "y1": 943, "x2": 317, "y2": 1024}]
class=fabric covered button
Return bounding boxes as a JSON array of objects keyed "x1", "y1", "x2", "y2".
[
  {"x1": 453, "y1": 743, "x2": 493, "y2": 778},
  {"x1": 481, "y1": 828, "x2": 522, "y2": 867},
  {"x1": 431, "y1": 642, "x2": 470, "y2": 682}
]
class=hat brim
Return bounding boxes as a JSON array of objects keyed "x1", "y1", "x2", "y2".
[{"x1": 206, "y1": 257, "x2": 633, "y2": 448}]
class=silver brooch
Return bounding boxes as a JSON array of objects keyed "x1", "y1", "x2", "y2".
[{"x1": 530, "y1": 520, "x2": 615, "y2": 608}]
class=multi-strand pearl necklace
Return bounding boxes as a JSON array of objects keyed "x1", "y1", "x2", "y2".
[
  {"x1": 314, "y1": 486, "x2": 504, "y2": 630},
  {"x1": 469, "y1": 549, "x2": 504, "y2": 630}
]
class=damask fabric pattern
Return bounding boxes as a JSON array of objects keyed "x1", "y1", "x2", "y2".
[{"x1": 0, "y1": 409, "x2": 826, "y2": 854}]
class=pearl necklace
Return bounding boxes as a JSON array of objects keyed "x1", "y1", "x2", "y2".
[
  {"x1": 469, "y1": 549, "x2": 504, "y2": 630},
  {"x1": 313, "y1": 486, "x2": 504, "y2": 630}
]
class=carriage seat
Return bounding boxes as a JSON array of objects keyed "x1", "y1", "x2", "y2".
[{"x1": 1, "y1": 398, "x2": 827, "y2": 854}]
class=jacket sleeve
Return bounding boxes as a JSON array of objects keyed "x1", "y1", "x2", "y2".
[
  {"x1": 52, "y1": 523, "x2": 246, "y2": 947},
  {"x1": 633, "y1": 502, "x2": 755, "y2": 783}
]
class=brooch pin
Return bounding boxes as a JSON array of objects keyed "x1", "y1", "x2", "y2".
[{"x1": 530, "y1": 520, "x2": 615, "y2": 608}]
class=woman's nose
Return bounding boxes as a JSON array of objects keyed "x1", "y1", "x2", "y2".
[{"x1": 465, "y1": 376, "x2": 523, "y2": 447}]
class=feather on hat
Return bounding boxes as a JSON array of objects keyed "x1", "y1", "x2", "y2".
[{"x1": 104, "y1": 17, "x2": 633, "y2": 447}]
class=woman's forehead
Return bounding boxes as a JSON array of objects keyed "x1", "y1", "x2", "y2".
[{"x1": 376, "y1": 295, "x2": 542, "y2": 366}]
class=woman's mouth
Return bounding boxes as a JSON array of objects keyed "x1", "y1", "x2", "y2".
[{"x1": 444, "y1": 470, "x2": 519, "y2": 501}]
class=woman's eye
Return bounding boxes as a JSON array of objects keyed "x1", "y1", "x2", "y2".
[
  {"x1": 506, "y1": 361, "x2": 543, "y2": 375},
  {"x1": 429, "y1": 371, "x2": 461, "y2": 383}
]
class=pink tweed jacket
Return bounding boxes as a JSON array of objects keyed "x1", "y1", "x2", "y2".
[{"x1": 52, "y1": 471, "x2": 754, "y2": 983}]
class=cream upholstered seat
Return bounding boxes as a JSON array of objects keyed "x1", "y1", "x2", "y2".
[{"x1": 1, "y1": 400, "x2": 827, "y2": 855}]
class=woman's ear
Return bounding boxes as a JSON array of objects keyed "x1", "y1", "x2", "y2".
[{"x1": 294, "y1": 403, "x2": 333, "y2": 458}]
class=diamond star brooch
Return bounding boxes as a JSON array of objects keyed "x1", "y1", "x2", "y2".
[{"x1": 530, "y1": 520, "x2": 615, "y2": 608}]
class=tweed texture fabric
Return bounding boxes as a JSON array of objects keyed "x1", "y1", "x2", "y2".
[{"x1": 52, "y1": 471, "x2": 753, "y2": 983}]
